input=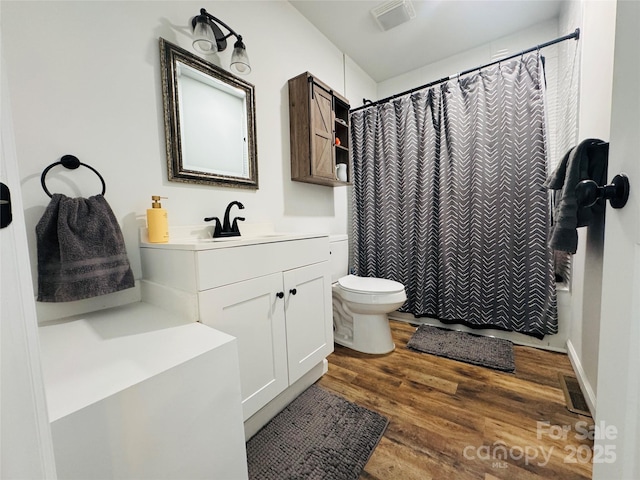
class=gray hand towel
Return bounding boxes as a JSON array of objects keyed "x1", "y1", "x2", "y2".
[{"x1": 36, "y1": 194, "x2": 135, "y2": 302}]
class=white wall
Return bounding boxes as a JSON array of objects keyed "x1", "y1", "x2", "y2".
[
  {"x1": 563, "y1": 0, "x2": 617, "y2": 415},
  {"x1": 377, "y1": 19, "x2": 559, "y2": 99},
  {"x1": 1, "y1": 1, "x2": 376, "y2": 322}
]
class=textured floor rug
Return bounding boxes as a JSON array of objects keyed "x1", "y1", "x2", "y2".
[
  {"x1": 407, "y1": 325, "x2": 516, "y2": 372},
  {"x1": 246, "y1": 384, "x2": 388, "y2": 480}
]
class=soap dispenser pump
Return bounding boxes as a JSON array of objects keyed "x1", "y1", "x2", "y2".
[{"x1": 147, "y1": 196, "x2": 169, "y2": 243}]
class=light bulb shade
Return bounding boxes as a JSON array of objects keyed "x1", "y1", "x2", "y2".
[
  {"x1": 230, "y1": 39, "x2": 251, "y2": 74},
  {"x1": 192, "y1": 17, "x2": 217, "y2": 54}
]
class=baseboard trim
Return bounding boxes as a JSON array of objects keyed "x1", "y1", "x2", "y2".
[{"x1": 566, "y1": 339, "x2": 597, "y2": 417}]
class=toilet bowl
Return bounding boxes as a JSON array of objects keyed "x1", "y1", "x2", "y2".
[{"x1": 329, "y1": 236, "x2": 407, "y2": 354}]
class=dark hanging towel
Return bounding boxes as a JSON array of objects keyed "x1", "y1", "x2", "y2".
[
  {"x1": 36, "y1": 194, "x2": 135, "y2": 302},
  {"x1": 544, "y1": 138, "x2": 608, "y2": 254}
]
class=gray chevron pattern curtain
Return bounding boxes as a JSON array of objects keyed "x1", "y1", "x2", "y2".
[{"x1": 351, "y1": 52, "x2": 557, "y2": 338}]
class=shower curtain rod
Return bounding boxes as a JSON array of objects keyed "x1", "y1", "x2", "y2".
[{"x1": 351, "y1": 28, "x2": 580, "y2": 113}]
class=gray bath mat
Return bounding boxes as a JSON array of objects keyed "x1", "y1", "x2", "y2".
[
  {"x1": 246, "y1": 384, "x2": 388, "y2": 480},
  {"x1": 407, "y1": 325, "x2": 515, "y2": 372}
]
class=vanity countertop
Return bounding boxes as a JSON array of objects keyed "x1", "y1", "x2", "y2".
[{"x1": 139, "y1": 225, "x2": 328, "y2": 251}]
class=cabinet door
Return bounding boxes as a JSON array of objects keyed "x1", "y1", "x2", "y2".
[
  {"x1": 198, "y1": 273, "x2": 287, "y2": 421},
  {"x1": 310, "y1": 84, "x2": 335, "y2": 180},
  {"x1": 283, "y1": 262, "x2": 333, "y2": 384}
]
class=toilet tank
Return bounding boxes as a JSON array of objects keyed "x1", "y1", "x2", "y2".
[{"x1": 329, "y1": 234, "x2": 349, "y2": 283}]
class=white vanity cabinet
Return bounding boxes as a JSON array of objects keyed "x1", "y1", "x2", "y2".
[
  {"x1": 198, "y1": 261, "x2": 331, "y2": 420},
  {"x1": 140, "y1": 232, "x2": 334, "y2": 431},
  {"x1": 281, "y1": 262, "x2": 334, "y2": 383},
  {"x1": 198, "y1": 273, "x2": 287, "y2": 420}
]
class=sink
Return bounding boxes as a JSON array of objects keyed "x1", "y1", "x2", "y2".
[
  {"x1": 197, "y1": 238, "x2": 235, "y2": 243},
  {"x1": 140, "y1": 226, "x2": 325, "y2": 251},
  {"x1": 197, "y1": 233, "x2": 287, "y2": 243},
  {"x1": 211, "y1": 237, "x2": 243, "y2": 242}
]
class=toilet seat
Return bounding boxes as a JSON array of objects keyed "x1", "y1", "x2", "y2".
[{"x1": 338, "y1": 274, "x2": 404, "y2": 294}]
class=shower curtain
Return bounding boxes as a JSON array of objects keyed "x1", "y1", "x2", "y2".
[{"x1": 351, "y1": 52, "x2": 557, "y2": 338}]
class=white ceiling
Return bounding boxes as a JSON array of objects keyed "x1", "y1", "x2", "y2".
[{"x1": 289, "y1": 0, "x2": 565, "y2": 82}]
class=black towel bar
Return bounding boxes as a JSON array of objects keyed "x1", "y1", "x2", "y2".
[{"x1": 40, "y1": 155, "x2": 106, "y2": 198}]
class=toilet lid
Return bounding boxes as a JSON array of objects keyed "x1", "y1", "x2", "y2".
[{"x1": 338, "y1": 275, "x2": 405, "y2": 294}]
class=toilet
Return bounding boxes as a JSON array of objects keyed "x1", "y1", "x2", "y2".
[{"x1": 330, "y1": 235, "x2": 407, "y2": 354}]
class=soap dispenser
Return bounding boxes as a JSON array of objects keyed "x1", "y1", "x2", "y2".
[{"x1": 147, "y1": 196, "x2": 169, "y2": 243}]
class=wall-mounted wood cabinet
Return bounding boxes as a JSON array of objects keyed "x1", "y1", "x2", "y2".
[{"x1": 288, "y1": 72, "x2": 352, "y2": 186}]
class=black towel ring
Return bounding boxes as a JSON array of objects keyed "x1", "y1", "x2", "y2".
[{"x1": 40, "y1": 154, "x2": 106, "y2": 198}]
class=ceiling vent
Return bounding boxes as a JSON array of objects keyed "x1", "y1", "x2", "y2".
[{"x1": 371, "y1": 0, "x2": 416, "y2": 31}]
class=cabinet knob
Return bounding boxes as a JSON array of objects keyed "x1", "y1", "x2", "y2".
[
  {"x1": 276, "y1": 291, "x2": 284, "y2": 299},
  {"x1": 289, "y1": 288, "x2": 297, "y2": 296}
]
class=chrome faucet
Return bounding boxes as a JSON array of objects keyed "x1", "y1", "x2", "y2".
[{"x1": 204, "y1": 201, "x2": 245, "y2": 238}]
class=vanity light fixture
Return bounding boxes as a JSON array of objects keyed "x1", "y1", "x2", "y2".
[{"x1": 191, "y1": 8, "x2": 251, "y2": 75}]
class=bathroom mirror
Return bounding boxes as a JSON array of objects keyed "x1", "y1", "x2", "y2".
[{"x1": 160, "y1": 38, "x2": 258, "y2": 188}]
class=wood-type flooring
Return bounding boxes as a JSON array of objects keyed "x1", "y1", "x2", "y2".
[{"x1": 318, "y1": 320, "x2": 595, "y2": 480}]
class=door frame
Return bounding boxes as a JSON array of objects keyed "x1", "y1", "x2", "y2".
[
  {"x1": 593, "y1": 1, "x2": 640, "y2": 478},
  {"x1": 1, "y1": 58, "x2": 57, "y2": 478}
]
